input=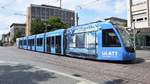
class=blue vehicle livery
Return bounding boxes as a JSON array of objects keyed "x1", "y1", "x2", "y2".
[{"x1": 17, "y1": 21, "x2": 135, "y2": 61}]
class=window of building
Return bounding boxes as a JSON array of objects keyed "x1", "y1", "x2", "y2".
[
  {"x1": 137, "y1": 18, "x2": 143, "y2": 22},
  {"x1": 102, "y1": 29, "x2": 121, "y2": 47}
]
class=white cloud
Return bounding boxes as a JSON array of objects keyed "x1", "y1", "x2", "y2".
[
  {"x1": 114, "y1": 0, "x2": 127, "y2": 14},
  {"x1": 0, "y1": 0, "x2": 127, "y2": 39}
]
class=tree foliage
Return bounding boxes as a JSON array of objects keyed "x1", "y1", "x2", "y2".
[
  {"x1": 0, "y1": 40, "x2": 2, "y2": 46},
  {"x1": 31, "y1": 19, "x2": 46, "y2": 35},
  {"x1": 47, "y1": 16, "x2": 68, "y2": 31},
  {"x1": 30, "y1": 17, "x2": 68, "y2": 35},
  {"x1": 13, "y1": 28, "x2": 21, "y2": 42}
]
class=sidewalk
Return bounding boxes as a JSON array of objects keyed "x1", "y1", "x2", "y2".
[{"x1": 0, "y1": 61, "x2": 97, "y2": 84}]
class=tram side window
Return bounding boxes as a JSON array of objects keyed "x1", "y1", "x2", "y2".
[
  {"x1": 68, "y1": 35, "x2": 76, "y2": 48},
  {"x1": 24, "y1": 40, "x2": 27, "y2": 45},
  {"x1": 28, "y1": 39, "x2": 34, "y2": 46},
  {"x1": 76, "y1": 33, "x2": 85, "y2": 48},
  {"x1": 102, "y1": 29, "x2": 121, "y2": 47},
  {"x1": 51, "y1": 37, "x2": 55, "y2": 47},
  {"x1": 28, "y1": 39, "x2": 31, "y2": 46},
  {"x1": 19, "y1": 40, "x2": 22, "y2": 46},
  {"x1": 85, "y1": 32, "x2": 96, "y2": 49},
  {"x1": 31, "y1": 39, "x2": 34, "y2": 46},
  {"x1": 37, "y1": 38, "x2": 43, "y2": 46}
]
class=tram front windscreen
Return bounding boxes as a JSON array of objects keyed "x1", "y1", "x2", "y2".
[{"x1": 117, "y1": 28, "x2": 135, "y2": 53}]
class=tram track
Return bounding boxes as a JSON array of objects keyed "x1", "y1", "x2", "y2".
[
  {"x1": 17, "y1": 50, "x2": 149, "y2": 84},
  {"x1": 2, "y1": 47, "x2": 150, "y2": 84}
]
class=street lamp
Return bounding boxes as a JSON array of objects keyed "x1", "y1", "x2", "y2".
[
  {"x1": 131, "y1": 22, "x2": 140, "y2": 51},
  {"x1": 75, "y1": 5, "x2": 82, "y2": 26}
]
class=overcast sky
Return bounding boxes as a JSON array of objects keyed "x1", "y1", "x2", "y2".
[{"x1": 0, "y1": 0, "x2": 127, "y2": 39}]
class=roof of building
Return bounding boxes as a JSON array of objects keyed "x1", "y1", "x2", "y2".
[
  {"x1": 10, "y1": 23, "x2": 26, "y2": 28},
  {"x1": 2, "y1": 32, "x2": 10, "y2": 37},
  {"x1": 30, "y1": 4, "x2": 75, "y2": 13},
  {"x1": 105, "y1": 17, "x2": 127, "y2": 22}
]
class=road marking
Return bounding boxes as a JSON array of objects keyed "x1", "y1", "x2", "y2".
[
  {"x1": 0, "y1": 60, "x2": 98, "y2": 84},
  {"x1": 0, "y1": 61, "x2": 6, "y2": 63},
  {"x1": 35, "y1": 66, "x2": 98, "y2": 84},
  {"x1": 77, "y1": 80, "x2": 98, "y2": 84},
  {"x1": 0, "y1": 60, "x2": 19, "y2": 64},
  {"x1": 145, "y1": 60, "x2": 150, "y2": 62}
]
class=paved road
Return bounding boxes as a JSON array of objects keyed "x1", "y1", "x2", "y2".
[{"x1": 0, "y1": 46, "x2": 150, "y2": 84}]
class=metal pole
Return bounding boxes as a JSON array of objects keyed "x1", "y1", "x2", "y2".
[
  {"x1": 132, "y1": 22, "x2": 136, "y2": 51},
  {"x1": 60, "y1": 0, "x2": 62, "y2": 8},
  {"x1": 76, "y1": 13, "x2": 79, "y2": 26}
]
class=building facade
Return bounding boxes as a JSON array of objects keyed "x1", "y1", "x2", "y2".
[
  {"x1": 1, "y1": 33, "x2": 10, "y2": 46},
  {"x1": 128, "y1": 0, "x2": 150, "y2": 48},
  {"x1": 9, "y1": 23, "x2": 26, "y2": 43},
  {"x1": 26, "y1": 4, "x2": 75, "y2": 35}
]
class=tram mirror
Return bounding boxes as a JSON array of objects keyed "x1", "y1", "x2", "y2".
[
  {"x1": 126, "y1": 28, "x2": 132, "y2": 32},
  {"x1": 108, "y1": 32, "x2": 116, "y2": 36}
]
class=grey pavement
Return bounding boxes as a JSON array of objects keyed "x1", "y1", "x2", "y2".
[
  {"x1": 136, "y1": 50, "x2": 150, "y2": 60},
  {"x1": 0, "y1": 46, "x2": 150, "y2": 84},
  {"x1": 0, "y1": 62, "x2": 80, "y2": 84}
]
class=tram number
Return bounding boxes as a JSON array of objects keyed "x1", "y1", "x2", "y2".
[{"x1": 102, "y1": 51, "x2": 118, "y2": 57}]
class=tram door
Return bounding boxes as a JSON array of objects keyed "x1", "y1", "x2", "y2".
[
  {"x1": 46, "y1": 37, "x2": 51, "y2": 53},
  {"x1": 28, "y1": 40, "x2": 31, "y2": 50},
  {"x1": 56, "y1": 36, "x2": 61, "y2": 54},
  {"x1": 29, "y1": 39, "x2": 32, "y2": 50}
]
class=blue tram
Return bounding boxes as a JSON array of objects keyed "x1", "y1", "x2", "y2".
[
  {"x1": 66, "y1": 22, "x2": 135, "y2": 61},
  {"x1": 16, "y1": 21, "x2": 135, "y2": 61}
]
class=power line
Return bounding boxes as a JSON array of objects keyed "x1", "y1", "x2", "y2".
[
  {"x1": 0, "y1": 6, "x2": 25, "y2": 16},
  {"x1": 47, "y1": 0, "x2": 61, "y2": 6},
  {"x1": 14, "y1": 13, "x2": 26, "y2": 16},
  {"x1": 75, "y1": 0, "x2": 100, "y2": 26},
  {"x1": 76, "y1": 0, "x2": 100, "y2": 10},
  {"x1": 1, "y1": 0, "x2": 14, "y2": 7}
]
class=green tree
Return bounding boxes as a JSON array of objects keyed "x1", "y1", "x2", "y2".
[
  {"x1": 13, "y1": 28, "x2": 21, "y2": 42},
  {"x1": 0, "y1": 40, "x2": 2, "y2": 46},
  {"x1": 47, "y1": 16, "x2": 68, "y2": 31},
  {"x1": 31, "y1": 19, "x2": 46, "y2": 35}
]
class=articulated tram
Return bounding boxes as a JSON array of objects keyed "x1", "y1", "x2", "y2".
[{"x1": 16, "y1": 21, "x2": 135, "y2": 61}]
